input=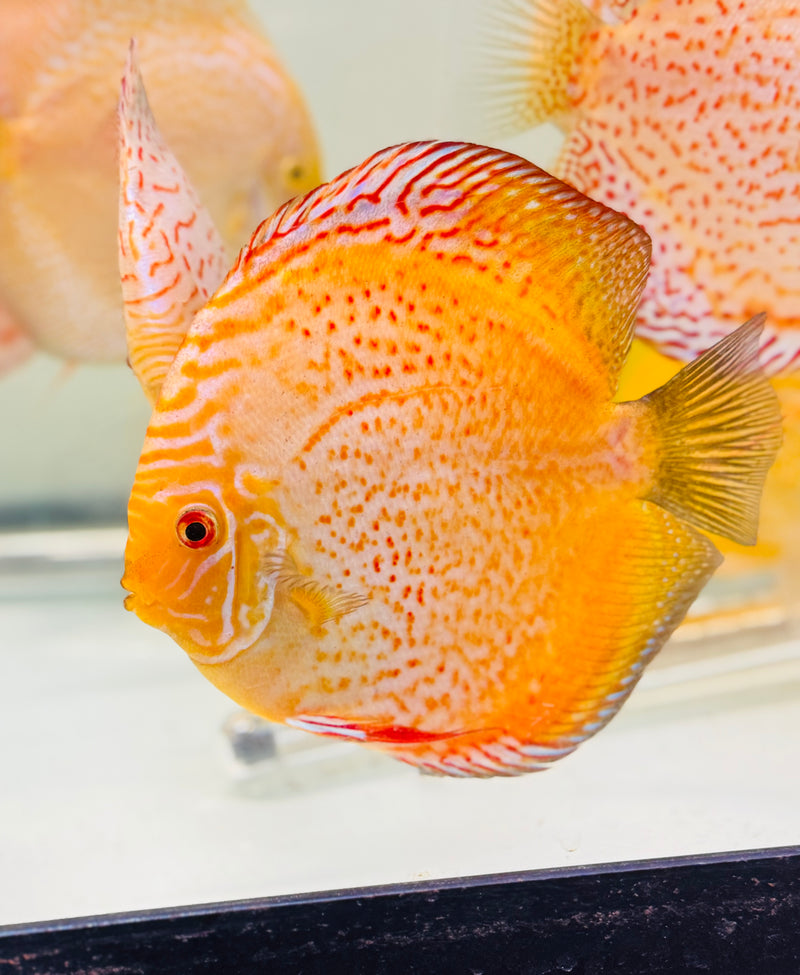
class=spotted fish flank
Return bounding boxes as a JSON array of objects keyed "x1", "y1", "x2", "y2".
[
  {"x1": 0, "y1": 0, "x2": 320, "y2": 375},
  {"x1": 485, "y1": 0, "x2": 800, "y2": 373},
  {"x1": 121, "y1": 126, "x2": 781, "y2": 776}
]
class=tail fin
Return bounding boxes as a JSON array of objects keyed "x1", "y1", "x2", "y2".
[
  {"x1": 482, "y1": 0, "x2": 598, "y2": 135},
  {"x1": 638, "y1": 315, "x2": 782, "y2": 545}
]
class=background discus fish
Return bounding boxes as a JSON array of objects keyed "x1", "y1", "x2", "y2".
[
  {"x1": 120, "y1": 128, "x2": 781, "y2": 776},
  {"x1": 484, "y1": 0, "x2": 800, "y2": 374},
  {"x1": 0, "y1": 0, "x2": 320, "y2": 375}
]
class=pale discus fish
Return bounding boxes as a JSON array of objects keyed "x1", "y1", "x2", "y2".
[{"x1": 0, "y1": 0, "x2": 320, "y2": 374}]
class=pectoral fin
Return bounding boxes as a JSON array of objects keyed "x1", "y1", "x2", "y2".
[
  {"x1": 263, "y1": 551, "x2": 369, "y2": 630},
  {"x1": 117, "y1": 40, "x2": 226, "y2": 404}
]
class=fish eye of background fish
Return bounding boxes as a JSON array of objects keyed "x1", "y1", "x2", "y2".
[{"x1": 280, "y1": 156, "x2": 311, "y2": 192}]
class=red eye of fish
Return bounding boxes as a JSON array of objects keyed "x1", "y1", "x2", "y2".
[{"x1": 176, "y1": 506, "x2": 218, "y2": 549}]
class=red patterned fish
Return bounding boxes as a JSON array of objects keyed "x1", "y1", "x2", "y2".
[
  {"x1": 119, "y1": 110, "x2": 780, "y2": 774},
  {"x1": 486, "y1": 0, "x2": 800, "y2": 373}
]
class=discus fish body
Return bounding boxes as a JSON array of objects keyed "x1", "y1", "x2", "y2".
[
  {"x1": 122, "y1": 133, "x2": 780, "y2": 776},
  {"x1": 486, "y1": 0, "x2": 800, "y2": 373},
  {"x1": 0, "y1": 0, "x2": 320, "y2": 373}
]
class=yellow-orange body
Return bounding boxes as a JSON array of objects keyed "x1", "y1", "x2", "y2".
[
  {"x1": 123, "y1": 142, "x2": 779, "y2": 776},
  {"x1": 0, "y1": 0, "x2": 319, "y2": 372}
]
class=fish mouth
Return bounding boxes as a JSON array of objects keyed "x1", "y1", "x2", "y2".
[
  {"x1": 120, "y1": 576, "x2": 151, "y2": 614},
  {"x1": 120, "y1": 574, "x2": 134, "y2": 610}
]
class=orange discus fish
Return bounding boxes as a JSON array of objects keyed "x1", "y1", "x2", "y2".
[
  {"x1": 121, "y1": 128, "x2": 781, "y2": 776},
  {"x1": 0, "y1": 0, "x2": 320, "y2": 374},
  {"x1": 485, "y1": 0, "x2": 800, "y2": 373}
]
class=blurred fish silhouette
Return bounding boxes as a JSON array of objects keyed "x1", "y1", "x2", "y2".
[
  {"x1": 119, "y1": 76, "x2": 780, "y2": 776},
  {"x1": 484, "y1": 0, "x2": 800, "y2": 374},
  {"x1": 0, "y1": 0, "x2": 320, "y2": 375}
]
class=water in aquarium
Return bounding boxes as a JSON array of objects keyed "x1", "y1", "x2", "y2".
[{"x1": 1, "y1": 0, "x2": 798, "y2": 927}]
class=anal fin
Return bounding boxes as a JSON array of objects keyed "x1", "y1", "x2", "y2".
[
  {"x1": 286, "y1": 714, "x2": 466, "y2": 745},
  {"x1": 527, "y1": 500, "x2": 722, "y2": 752}
]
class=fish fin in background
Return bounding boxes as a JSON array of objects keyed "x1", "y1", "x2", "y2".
[
  {"x1": 118, "y1": 40, "x2": 227, "y2": 405},
  {"x1": 263, "y1": 551, "x2": 369, "y2": 630},
  {"x1": 0, "y1": 302, "x2": 35, "y2": 375},
  {"x1": 242, "y1": 141, "x2": 651, "y2": 393},
  {"x1": 483, "y1": 0, "x2": 598, "y2": 135},
  {"x1": 51, "y1": 361, "x2": 79, "y2": 389},
  {"x1": 636, "y1": 315, "x2": 783, "y2": 545}
]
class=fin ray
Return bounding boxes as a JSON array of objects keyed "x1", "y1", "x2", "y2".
[
  {"x1": 521, "y1": 501, "x2": 722, "y2": 754},
  {"x1": 263, "y1": 550, "x2": 369, "y2": 629},
  {"x1": 286, "y1": 714, "x2": 463, "y2": 745},
  {"x1": 639, "y1": 315, "x2": 783, "y2": 544},
  {"x1": 481, "y1": 0, "x2": 599, "y2": 135},
  {"x1": 117, "y1": 41, "x2": 226, "y2": 404}
]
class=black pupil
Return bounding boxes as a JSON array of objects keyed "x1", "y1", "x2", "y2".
[{"x1": 184, "y1": 521, "x2": 208, "y2": 542}]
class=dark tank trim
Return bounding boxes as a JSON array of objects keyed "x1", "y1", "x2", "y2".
[{"x1": 1, "y1": 845, "x2": 798, "y2": 974}]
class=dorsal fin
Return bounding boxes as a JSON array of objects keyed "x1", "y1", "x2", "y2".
[
  {"x1": 482, "y1": 0, "x2": 599, "y2": 135},
  {"x1": 234, "y1": 141, "x2": 651, "y2": 389},
  {"x1": 480, "y1": 0, "x2": 639, "y2": 140},
  {"x1": 117, "y1": 40, "x2": 227, "y2": 404}
]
